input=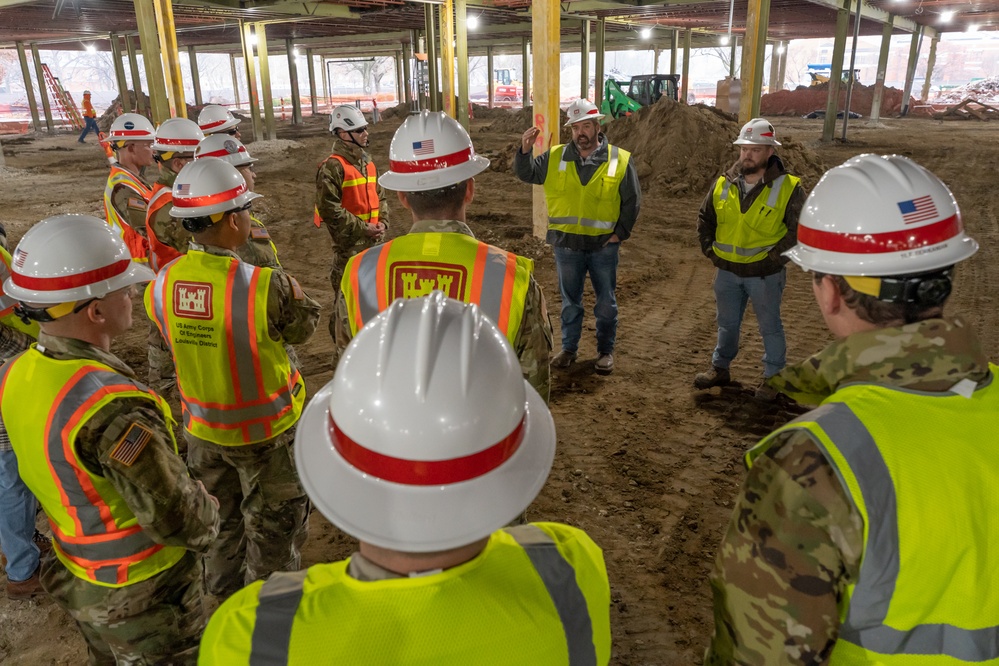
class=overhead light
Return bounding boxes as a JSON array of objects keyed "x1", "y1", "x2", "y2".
[
  {"x1": 467, "y1": 15, "x2": 479, "y2": 30},
  {"x1": 967, "y1": 23, "x2": 980, "y2": 32},
  {"x1": 720, "y1": 35, "x2": 730, "y2": 45},
  {"x1": 940, "y1": 9, "x2": 956, "y2": 22},
  {"x1": 777, "y1": 44, "x2": 785, "y2": 54},
  {"x1": 85, "y1": 44, "x2": 97, "y2": 53},
  {"x1": 640, "y1": 27, "x2": 652, "y2": 39}
]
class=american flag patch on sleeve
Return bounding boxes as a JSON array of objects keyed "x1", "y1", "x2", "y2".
[{"x1": 109, "y1": 423, "x2": 153, "y2": 467}]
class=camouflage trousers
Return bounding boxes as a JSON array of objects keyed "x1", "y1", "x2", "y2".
[
  {"x1": 146, "y1": 319, "x2": 176, "y2": 393},
  {"x1": 40, "y1": 551, "x2": 204, "y2": 666},
  {"x1": 185, "y1": 429, "x2": 309, "y2": 600}
]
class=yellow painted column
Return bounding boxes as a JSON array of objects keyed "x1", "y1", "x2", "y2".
[
  {"x1": 109, "y1": 35, "x2": 132, "y2": 116},
  {"x1": 920, "y1": 37, "x2": 938, "y2": 102},
  {"x1": 580, "y1": 20, "x2": 590, "y2": 99},
  {"x1": 255, "y1": 23, "x2": 276, "y2": 140},
  {"x1": 152, "y1": 0, "x2": 186, "y2": 118},
  {"x1": 531, "y1": 0, "x2": 559, "y2": 240},
  {"x1": 30, "y1": 42, "x2": 54, "y2": 131},
  {"x1": 15, "y1": 42, "x2": 41, "y2": 132},
  {"x1": 125, "y1": 36, "x2": 146, "y2": 116},
  {"x1": 133, "y1": 0, "x2": 169, "y2": 123},
  {"x1": 738, "y1": 0, "x2": 771, "y2": 122},
  {"x1": 439, "y1": 0, "x2": 455, "y2": 118},
  {"x1": 241, "y1": 21, "x2": 263, "y2": 141},
  {"x1": 455, "y1": 0, "x2": 469, "y2": 129}
]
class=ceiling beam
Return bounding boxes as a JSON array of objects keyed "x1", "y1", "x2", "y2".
[
  {"x1": 804, "y1": 0, "x2": 937, "y2": 36},
  {"x1": 177, "y1": 0, "x2": 357, "y2": 19}
]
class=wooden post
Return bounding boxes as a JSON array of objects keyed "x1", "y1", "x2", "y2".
[
  {"x1": 768, "y1": 42, "x2": 779, "y2": 93},
  {"x1": 188, "y1": 45, "x2": 202, "y2": 107},
  {"x1": 110, "y1": 35, "x2": 132, "y2": 115},
  {"x1": 241, "y1": 21, "x2": 262, "y2": 141},
  {"x1": 455, "y1": 0, "x2": 470, "y2": 129},
  {"x1": 125, "y1": 36, "x2": 146, "y2": 116},
  {"x1": 256, "y1": 24, "x2": 276, "y2": 139},
  {"x1": 821, "y1": 0, "x2": 850, "y2": 141},
  {"x1": 30, "y1": 43, "x2": 54, "y2": 131},
  {"x1": 901, "y1": 27, "x2": 924, "y2": 115},
  {"x1": 532, "y1": 0, "x2": 560, "y2": 240},
  {"x1": 595, "y1": 19, "x2": 605, "y2": 106},
  {"x1": 133, "y1": 0, "x2": 169, "y2": 123},
  {"x1": 15, "y1": 42, "x2": 41, "y2": 132},
  {"x1": 739, "y1": 0, "x2": 772, "y2": 122},
  {"x1": 920, "y1": 36, "x2": 938, "y2": 102},
  {"x1": 670, "y1": 29, "x2": 678, "y2": 73},
  {"x1": 439, "y1": 0, "x2": 455, "y2": 118},
  {"x1": 152, "y1": 0, "x2": 186, "y2": 118},
  {"x1": 869, "y1": 16, "x2": 894, "y2": 123}
]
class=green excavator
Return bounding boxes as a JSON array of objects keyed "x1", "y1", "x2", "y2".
[{"x1": 600, "y1": 74, "x2": 681, "y2": 119}]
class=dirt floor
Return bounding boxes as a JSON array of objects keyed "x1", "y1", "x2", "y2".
[{"x1": 1, "y1": 110, "x2": 997, "y2": 664}]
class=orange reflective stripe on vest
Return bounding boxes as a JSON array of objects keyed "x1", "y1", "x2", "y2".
[
  {"x1": 313, "y1": 154, "x2": 379, "y2": 228},
  {"x1": 145, "y1": 184, "x2": 183, "y2": 272},
  {"x1": 104, "y1": 166, "x2": 152, "y2": 262}
]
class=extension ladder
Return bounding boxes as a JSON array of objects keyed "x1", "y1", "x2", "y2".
[{"x1": 41, "y1": 64, "x2": 84, "y2": 130}]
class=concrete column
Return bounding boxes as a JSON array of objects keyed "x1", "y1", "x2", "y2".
[
  {"x1": 739, "y1": 0, "x2": 772, "y2": 122},
  {"x1": 869, "y1": 16, "x2": 894, "y2": 123},
  {"x1": 580, "y1": 19, "x2": 590, "y2": 99},
  {"x1": 670, "y1": 29, "x2": 678, "y2": 73},
  {"x1": 125, "y1": 36, "x2": 146, "y2": 116},
  {"x1": 402, "y1": 41, "x2": 414, "y2": 106},
  {"x1": 306, "y1": 48, "x2": 318, "y2": 115},
  {"x1": 921, "y1": 37, "x2": 938, "y2": 102},
  {"x1": 841, "y1": 0, "x2": 863, "y2": 140},
  {"x1": 133, "y1": 0, "x2": 169, "y2": 123},
  {"x1": 532, "y1": 0, "x2": 560, "y2": 240},
  {"x1": 595, "y1": 19, "x2": 605, "y2": 106},
  {"x1": 729, "y1": 37, "x2": 738, "y2": 77},
  {"x1": 681, "y1": 29, "x2": 691, "y2": 104},
  {"x1": 286, "y1": 39, "x2": 302, "y2": 124},
  {"x1": 241, "y1": 22, "x2": 262, "y2": 140},
  {"x1": 15, "y1": 42, "x2": 41, "y2": 132},
  {"x1": 110, "y1": 35, "x2": 132, "y2": 115},
  {"x1": 901, "y1": 27, "x2": 923, "y2": 116},
  {"x1": 821, "y1": 0, "x2": 850, "y2": 141},
  {"x1": 521, "y1": 36, "x2": 530, "y2": 109},
  {"x1": 439, "y1": 0, "x2": 455, "y2": 117},
  {"x1": 425, "y1": 5, "x2": 440, "y2": 112},
  {"x1": 30, "y1": 43, "x2": 54, "y2": 130},
  {"x1": 230, "y1": 53, "x2": 241, "y2": 108},
  {"x1": 256, "y1": 24, "x2": 276, "y2": 139},
  {"x1": 653, "y1": 47, "x2": 660, "y2": 76},
  {"x1": 152, "y1": 0, "x2": 186, "y2": 118},
  {"x1": 188, "y1": 46, "x2": 202, "y2": 107},
  {"x1": 455, "y1": 0, "x2": 469, "y2": 129}
]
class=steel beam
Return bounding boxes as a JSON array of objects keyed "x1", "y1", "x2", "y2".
[
  {"x1": 439, "y1": 0, "x2": 455, "y2": 118},
  {"x1": 456, "y1": 0, "x2": 469, "y2": 129},
  {"x1": 803, "y1": 0, "x2": 933, "y2": 36},
  {"x1": 681, "y1": 29, "x2": 691, "y2": 104},
  {"x1": 739, "y1": 0, "x2": 769, "y2": 121},
  {"x1": 402, "y1": 40, "x2": 413, "y2": 106},
  {"x1": 152, "y1": 0, "x2": 186, "y2": 118},
  {"x1": 868, "y1": 16, "x2": 893, "y2": 124},
  {"x1": 821, "y1": 0, "x2": 850, "y2": 141},
  {"x1": 776, "y1": 39, "x2": 787, "y2": 89},
  {"x1": 256, "y1": 23, "x2": 276, "y2": 139},
  {"x1": 230, "y1": 53, "x2": 241, "y2": 108},
  {"x1": 425, "y1": 5, "x2": 440, "y2": 112},
  {"x1": 486, "y1": 45, "x2": 494, "y2": 108},
  {"x1": 580, "y1": 19, "x2": 590, "y2": 99},
  {"x1": 841, "y1": 0, "x2": 863, "y2": 141},
  {"x1": 110, "y1": 35, "x2": 132, "y2": 115},
  {"x1": 306, "y1": 48, "x2": 317, "y2": 115},
  {"x1": 133, "y1": 0, "x2": 169, "y2": 123},
  {"x1": 594, "y1": 18, "x2": 605, "y2": 106},
  {"x1": 30, "y1": 42, "x2": 54, "y2": 130},
  {"x1": 286, "y1": 38, "x2": 302, "y2": 124},
  {"x1": 670, "y1": 29, "x2": 678, "y2": 73},
  {"x1": 921, "y1": 36, "x2": 938, "y2": 102},
  {"x1": 532, "y1": 0, "x2": 560, "y2": 240},
  {"x1": 729, "y1": 37, "x2": 737, "y2": 77},
  {"x1": 900, "y1": 26, "x2": 923, "y2": 116},
  {"x1": 241, "y1": 21, "x2": 262, "y2": 140},
  {"x1": 15, "y1": 42, "x2": 41, "y2": 132},
  {"x1": 188, "y1": 45, "x2": 202, "y2": 106}
]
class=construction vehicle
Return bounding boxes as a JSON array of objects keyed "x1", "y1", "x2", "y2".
[
  {"x1": 600, "y1": 74, "x2": 680, "y2": 119},
  {"x1": 807, "y1": 64, "x2": 861, "y2": 86},
  {"x1": 494, "y1": 68, "x2": 523, "y2": 102}
]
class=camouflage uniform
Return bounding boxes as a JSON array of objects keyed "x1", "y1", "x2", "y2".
[
  {"x1": 333, "y1": 219, "x2": 554, "y2": 401},
  {"x1": 236, "y1": 215, "x2": 281, "y2": 270},
  {"x1": 706, "y1": 316, "x2": 990, "y2": 664},
  {"x1": 183, "y1": 244, "x2": 320, "y2": 599},
  {"x1": 108, "y1": 167, "x2": 152, "y2": 239},
  {"x1": 28, "y1": 333, "x2": 220, "y2": 666}
]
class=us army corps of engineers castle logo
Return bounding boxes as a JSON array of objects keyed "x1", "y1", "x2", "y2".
[
  {"x1": 173, "y1": 282, "x2": 214, "y2": 320},
  {"x1": 389, "y1": 262, "x2": 467, "y2": 300}
]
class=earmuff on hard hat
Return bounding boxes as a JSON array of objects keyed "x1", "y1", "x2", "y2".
[{"x1": 843, "y1": 268, "x2": 954, "y2": 307}]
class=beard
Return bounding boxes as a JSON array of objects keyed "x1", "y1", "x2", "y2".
[{"x1": 740, "y1": 159, "x2": 764, "y2": 176}]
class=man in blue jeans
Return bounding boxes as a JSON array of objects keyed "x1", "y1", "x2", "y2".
[
  {"x1": 514, "y1": 99, "x2": 641, "y2": 375},
  {"x1": 695, "y1": 118, "x2": 806, "y2": 400}
]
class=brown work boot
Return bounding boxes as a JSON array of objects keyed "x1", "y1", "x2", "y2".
[
  {"x1": 754, "y1": 381, "x2": 779, "y2": 402},
  {"x1": 32, "y1": 530, "x2": 51, "y2": 556},
  {"x1": 7, "y1": 566, "x2": 43, "y2": 601},
  {"x1": 693, "y1": 365, "x2": 731, "y2": 390},
  {"x1": 594, "y1": 353, "x2": 614, "y2": 375},
  {"x1": 551, "y1": 350, "x2": 577, "y2": 369}
]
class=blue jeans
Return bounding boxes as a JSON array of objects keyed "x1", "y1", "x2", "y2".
[
  {"x1": 78, "y1": 116, "x2": 100, "y2": 142},
  {"x1": 711, "y1": 268, "x2": 787, "y2": 378},
  {"x1": 553, "y1": 243, "x2": 619, "y2": 355},
  {"x1": 0, "y1": 448, "x2": 40, "y2": 582}
]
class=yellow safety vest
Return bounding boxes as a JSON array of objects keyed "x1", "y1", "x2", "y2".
[
  {"x1": 145, "y1": 250, "x2": 305, "y2": 445},
  {"x1": 198, "y1": 523, "x2": 612, "y2": 665},
  {"x1": 747, "y1": 366, "x2": 999, "y2": 663},
  {"x1": 0, "y1": 246, "x2": 40, "y2": 338},
  {"x1": 711, "y1": 173, "x2": 799, "y2": 264},
  {"x1": 543, "y1": 144, "x2": 629, "y2": 238},
  {"x1": 0, "y1": 351, "x2": 185, "y2": 587},
  {"x1": 103, "y1": 165, "x2": 152, "y2": 263},
  {"x1": 341, "y1": 232, "x2": 533, "y2": 344}
]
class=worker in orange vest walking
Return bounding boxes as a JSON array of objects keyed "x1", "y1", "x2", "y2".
[
  {"x1": 146, "y1": 158, "x2": 319, "y2": 599},
  {"x1": 77, "y1": 90, "x2": 100, "y2": 143},
  {"x1": 104, "y1": 113, "x2": 155, "y2": 263}
]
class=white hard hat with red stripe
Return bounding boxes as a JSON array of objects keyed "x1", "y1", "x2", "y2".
[
  {"x1": 151, "y1": 117, "x2": 205, "y2": 154},
  {"x1": 786, "y1": 154, "x2": 978, "y2": 276},
  {"x1": 108, "y1": 113, "x2": 155, "y2": 142},
  {"x1": 733, "y1": 117, "x2": 781, "y2": 146},
  {"x1": 295, "y1": 291, "x2": 556, "y2": 552},
  {"x1": 564, "y1": 98, "x2": 605, "y2": 126},
  {"x1": 197, "y1": 104, "x2": 240, "y2": 135},
  {"x1": 169, "y1": 157, "x2": 261, "y2": 219},
  {"x1": 379, "y1": 110, "x2": 490, "y2": 192},
  {"x1": 4, "y1": 214, "x2": 154, "y2": 306},
  {"x1": 194, "y1": 134, "x2": 257, "y2": 167}
]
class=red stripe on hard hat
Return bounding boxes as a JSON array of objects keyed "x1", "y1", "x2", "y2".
[
  {"x1": 200, "y1": 118, "x2": 229, "y2": 130},
  {"x1": 10, "y1": 259, "x2": 131, "y2": 291},
  {"x1": 329, "y1": 413, "x2": 525, "y2": 486},
  {"x1": 389, "y1": 147, "x2": 473, "y2": 174},
  {"x1": 586, "y1": 109, "x2": 599, "y2": 115},
  {"x1": 155, "y1": 137, "x2": 201, "y2": 147},
  {"x1": 112, "y1": 130, "x2": 152, "y2": 137},
  {"x1": 172, "y1": 183, "x2": 247, "y2": 208},
  {"x1": 198, "y1": 146, "x2": 247, "y2": 158},
  {"x1": 798, "y1": 214, "x2": 960, "y2": 254},
  {"x1": 760, "y1": 132, "x2": 775, "y2": 137}
]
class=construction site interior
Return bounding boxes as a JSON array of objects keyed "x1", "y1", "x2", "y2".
[{"x1": 2, "y1": 0, "x2": 999, "y2": 663}]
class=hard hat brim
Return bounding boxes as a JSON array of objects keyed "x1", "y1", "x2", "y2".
[
  {"x1": 379, "y1": 155, "x2": 490, "y2": 193},
  {"x1": 169, "y1": 190, "x2": 262, "y2": 219},
  {"x1": 564, "y1": 113, "x2": 605, "y2": 127},
  {"x1": 3, "y1": 260, "x2": 155, "y2": 305},
  {"x1": 295, "y1": 379, "x2": 556, "y2": 553},
  {"x1": 733, "y1": 137, "x2": 781, "y2": 146},
  {"x1": 783, "y1": 236, "x2": 979, "y2": 277}
]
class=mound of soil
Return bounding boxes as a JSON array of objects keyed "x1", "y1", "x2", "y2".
[
  {"x1": 484, "y1": 106, "x2": 569, "y2": 136},
  {"x1": 761, "y1": 82, "x2": 916, "y2": 118}
]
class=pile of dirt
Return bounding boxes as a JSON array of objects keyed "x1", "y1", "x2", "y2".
[
  {"x1": 935, "y1": 75, "x2": 999, "y2": 104},
  {"x1": 380, "y1": 103, "x2": 409, "y2": 120},
  {"x1": 603, "y1": 96, "x2": 827, "y2": 195},
  {"x1": 470, "y1": 104, "x2": 521, "y2": 120},
  {"x1": 96, "y1": 91, "x2": 199, "y2": 130},
  {"x1": 244, "y1": 138, "x2": 305, "y2": 159},
  {"x1": 484, "y1": 106, "x2": 569, "y2": 136},
  {"x1": 761, "y1": 82, "x2": 915, "y2": 118}
]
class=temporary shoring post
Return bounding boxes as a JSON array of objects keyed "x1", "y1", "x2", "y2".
[
  {"x1": 729, "y1": 37, "x2": 737, "y2": 77},
  {"x1": 425, "y1": 5, "x2": 440, "y2": 112},
  {"x1": 921, "y1": 36, "x2": 938, "y2": 102},
  {"x1": 306, "y1": 48, "x2": 317, "y2": 115},
  {"x1": 15, "y1": 42, "x2": 41, "y2": 132},
  {"x1": 653, "y1": 46, "x2": 660, "y2": 76},
  {"x1": 321, "y1": 56, "x2": 329, "y2": 109},
  {"x1": 455, "y1": 0, "x2": 469, "y2": 129},
  {"x1": 439, "y1": 0, "x2": 456, "y2": 118},
  {"x1": 670, "y1": 29, "x2": 678, "y2": 73},
  {"x1": 395, "y1": 50, "x2": 404, "y2": 106},
  {"x1": 776, "y1": 39, "x2": 787, "y2": 88},
  {"x1": 230, "y1": 53, "x2": 241, "y2": 108},
  {"x1": 681, "y1": 29, "x2": 691, "y2": 104},
  {"x1": 152, "y1": 0, "x2": 186, "y2": 118},
  {"x1": 521, "y1": 36, "x2": 530, "y2": 109},
  {"x1": 402, "y1": 40, "x2": 413, "y2": 106},
  {"x1": 532, "y1": 0, "x2": 559, "y2": 240},
  {"x1": 580, "y1": 19, "x2": 590, "y2": 99},
  {"x1": 752, "y1": 0, "x2": 772, "y2": 117},
  {"x1": 868, "y1": 15, "x2": 894, "y2": 124},
  {"x1": 110, "y1": 35, "x2": 132, "y2": 116},
  {"x1": 821, "y1": 0, "x2": 850, "y2": 141},
  {"x1": 188, "y1": 45, "x2": 202, "y2": 106},
  {"x1": 125, "y1": 36, "x2": 146, "y2": 116},
  {"x1": 30, "y1": 42, "x2": 54, "y2": 130},
  {"x1": 286, "y1": 38, "x2": 302, "y2": 124},
  {"x1": 841, "y1": 0, "x2": 863, "y2": 141},
  {"x1": 738, "y1": 0, "x2": 769, "y2": 122},
  {"x1": 595, "y1": 19, "x2": 605, "y2": 106},
  {"x1": 486, "y1": 46, "x2": 494, "y2": 108},
  {"x1": 768, "y1": 42, "x2": 779, "y2": 93},
  {"x1": 901, "y1": 27, "x2": 924, "y2": 115},
  {"x1": 241, "y1": 22, "x2": 263, "y2": 141},
  {"x1": 256, "y1": 24, "x2": 276, "y2": 140},
  {"x1": 133, "y1": 0, "x2": 169, "y2": 124}
]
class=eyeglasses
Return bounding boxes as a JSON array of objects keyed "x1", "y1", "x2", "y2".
[
  {"x1": 349, "y1": 128, "x2": 369, "y2": 135},
  {"x1": 225, "y1": 128, "x2": 239, "y2": 136}
]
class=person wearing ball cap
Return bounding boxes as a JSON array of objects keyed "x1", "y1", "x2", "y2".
[
  {"x1": 707, "y1": 155, "x2": 994, "y2": 664},
  {"x1": 145, "y1": 158, "x2": 320, "y2": 599},
  {"x1": 334, "y1": 110, "x2": 553, "y2": 401},
  {"x1": 200, "y1": 292, "x2": 611, "y2": 664}
]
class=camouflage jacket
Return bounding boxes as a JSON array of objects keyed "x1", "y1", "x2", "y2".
[
  {"x1": 147, "y1": 167, "x2": 192, "y2": 258},
  {"x1": 315, "y1": 138, "x2": 389, "y2": 257},
  {"x1": 109, "y1": 165, "x2": 152, "y2": 235},
  {"x1": 235, "y1": 214, "x2": 281, "y2": 270},
  {"x1": 706, "y1": 317, "x2": 990, "y2": 664},
  {"x1": 332, "y1": 219, "x2": 554, "y2": 401}
]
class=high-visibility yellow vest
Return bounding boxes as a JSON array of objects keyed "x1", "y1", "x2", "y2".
[
  {"x1": 0, "y1": 351, "x2": 185, "y2": 587},
  {"x1": 145, "y1": 250, "x2": 305, "y2": 445},
  {"x1": 312, "y1": 155, "x2": 380, "y2": 228},
  {"x1": 198, "y1": 523, "x2": 612, "y2": 665},
  {"x1": 711, "y1": 173, "x2": 799, "y2": 264},
  {"x1": 0, "y1": 246, "x2": 40, "y2": 338},
  {"x1": 747, "y1": 366, "x2": 999, "y2": 663},
  {"x1": 543, "y1": 144, "x2": 629, "y2": 238},
  {"x1": 103, "y1": 165, "x2": 152, "y2": 262},
  {"x1": 341, "y1": 232, "x2": 533, "y2": 344}
]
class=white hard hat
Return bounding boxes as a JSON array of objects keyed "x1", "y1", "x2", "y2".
[
  {"x1": 194, "y1": 134, "x2": 257, "y2": 167},
  {"x1": 379, "y1": 110, "x2": 490, "y2": 192},
  {"x1": 108, "y1": 113, "x2": 155, "y2": 142},
  {"x1": 169, "y1": 158, "x2": 261, "y2": 219},
  {"x1": 786, "y1": 154, "x2": 978, "y2": 276},
  {"x1": 197, "y1": 104, "x2": 240, "y2": 134},
  {"x1": 151, "y1": 117, "x2": 205, "y2": 154},
  {"x1": 564, "y1": 98, "x2": 605, "y2": 126},
  {"x1": 4, "y1": 214, "x2": 154, "y2": 305},
  {"x1": 295, "y1": 292, "x2": 556, "y2": 553},
  {"x1": 733, "y1": 117, "x2": 781, "y2": 146},
  {"x1": 329, "y1": 104, "x2": 367, "y2": 133}
]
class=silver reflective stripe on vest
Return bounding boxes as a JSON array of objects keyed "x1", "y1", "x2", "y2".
[
  {"x1": 766, "y1": 174, "x2": 787, "y2": 207},
  {"x1": 477, "y1": 247, "x2": 512, "y2": 329},
  {"x1": 712, "y1": 241, "x2": 775, "y2": 257},
  {"x1": 507, "y1": 524, "x2": 597, "y2": 666},
  {"x1": 806, "y1": 402, "x2": 999, "y2": 661},
  {"x1": 606, "y1": 146, "x2": 619, "y2": 178},
  {"x1": 548, "y1": 216, "x2": 616, "y2": 231},
  {"x1": 354, "y1": 243, "x2": 388, "y2": 327},
  {"x1": 249, "y1": 570, "x2": 308, "y2": 666}
]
